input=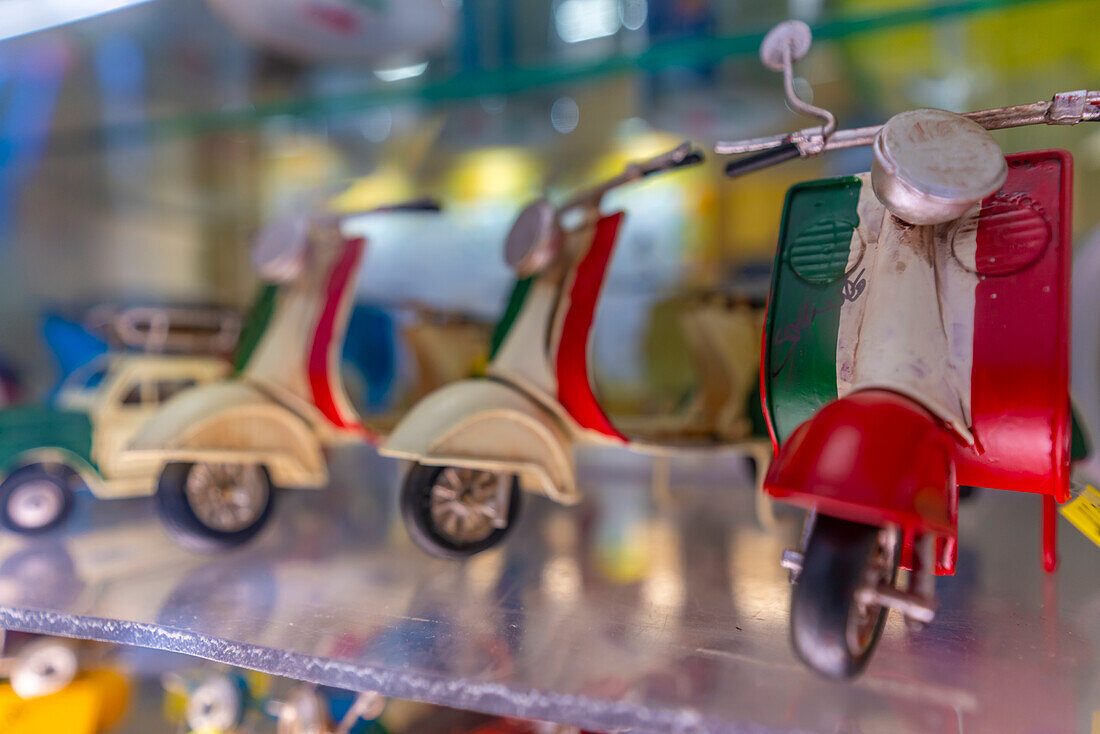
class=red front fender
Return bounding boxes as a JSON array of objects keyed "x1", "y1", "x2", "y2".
[{"x1": 765, "y1": 390, "x2": 959, "y2": 546}]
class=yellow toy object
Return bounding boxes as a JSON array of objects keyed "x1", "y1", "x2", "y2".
[
  {"x1": 0, "y1": 668, "x2": 130, "y2": 734},
  {"x1": 329, "y1": 165, "x2": 417, "y2": 215},
  {"x1": 839, "y1": 0, "x2": 1100, "y2": 108},
  {"x1": 444, "y1": 147, "x2": 542, "y2": 204},
  {"x1": 0, "y1": 636, "x2": 129, "y2": 734}
]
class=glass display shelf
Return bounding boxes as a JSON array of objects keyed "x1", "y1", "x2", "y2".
[
  {"x1": 0, "y1": 446, "x2": 1094, "y2": 733},
  {"x1": 50, "y1": 0, "x2": 1049, "y2": 146}
]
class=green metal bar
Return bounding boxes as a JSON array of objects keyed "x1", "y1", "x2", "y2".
[{"x1": 59, "y1": 0, "x2": 1050, "y2": 148}]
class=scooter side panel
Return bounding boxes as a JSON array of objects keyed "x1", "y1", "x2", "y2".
[
  {"x1": 554, "y1": 212, "x2": 628, "y2": 442},
  {"x1": 762, "y1": 176, "x2": 863, "y2": 446},
  {"x1": 306, "y1": 236, "x2": 377, "y2": 440},
  {"x1": 954, "y1": 150, "x2": 1072, "y2": 500}
]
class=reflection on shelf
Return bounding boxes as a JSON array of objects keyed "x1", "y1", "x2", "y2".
[{"x1": 0, "y1": 445, "x2": 1092, "y2": 733}]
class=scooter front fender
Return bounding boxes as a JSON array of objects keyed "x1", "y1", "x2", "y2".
[
  {"x1": 765, "y1": 390, "x2": 958, "y2": 541},
  {"x1": 380, "y1": 378, "x2": 578, "y2": 505},
  {"x1": 127, "y1": 381, "x2": 328, "y2": 490}
]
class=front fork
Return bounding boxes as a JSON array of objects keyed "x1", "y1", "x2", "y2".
[
  {"x1": 782, "y1": 510, "x2": 939, "y2": 628},
  {"x1": 492, "y1": 471, "x2": 513, "y2": 529}
]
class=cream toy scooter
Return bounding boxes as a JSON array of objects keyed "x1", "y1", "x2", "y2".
[
  {"x1": 381, "y1": 145, "x2": 772, "y2": 558},
  {"x1": 127, "y1": 199, "x2": 438, "y2": 550}
]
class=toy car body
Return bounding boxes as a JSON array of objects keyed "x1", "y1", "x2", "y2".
[{"x1": 0, "y1": 354, "x2": 227, "y2": 533}]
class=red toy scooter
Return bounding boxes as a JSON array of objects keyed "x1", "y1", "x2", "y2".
[{"x1": 718, "y1": 21, "x2": 1095, "y2": 678}]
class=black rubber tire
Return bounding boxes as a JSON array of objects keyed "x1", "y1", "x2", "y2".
[
  {"x1": 790, "y1": 515, "x2": 895, "y2": 679},
  {"x1": 0, "y1": 464, "x2": 76, "y2": 534},
  {"x1": 155, "y1": 462, "x2": 275, "y2": 552},
  {"x1": 401, "y1": 463, "x2": 521, "y2": 560}
]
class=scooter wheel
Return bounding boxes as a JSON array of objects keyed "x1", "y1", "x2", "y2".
[
  {"x1": 156, "y1": 462, "x2": 275, "y2": 552},
  {"x1": 11, "y1": 639, "x2": 79, "y2": 699},
  {"x1": 790, "y1": 515, "x2": 896, "y2": 679},
  {"x1": 401, "y1": 463, "x2": 521, "y2": 560},
  {"x1": 186, "y1": 675, "x2": 246, "y2": 733}
]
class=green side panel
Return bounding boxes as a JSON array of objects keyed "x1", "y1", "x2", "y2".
[
  {"x1": 746, "y1": 379, "x2": 768, "y2": 439},
  {"x1": 764, "y1": 176, "x2": 863, "y2": 444},
  {"x1": 0, "y1": 406, "x2": 94, "y2": 470},
  {"x1": 1070, "y1": 400, "x2": 1090, "y2": 462},
  {"x1": 488, "y1": 277, "x2": 532, "y2": 360},
  {"x1": 234, "y1": 283, "x2": 279, "y2": 374}
]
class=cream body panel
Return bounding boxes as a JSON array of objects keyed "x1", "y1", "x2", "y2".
[
  {"x1": 380, "y1": 379, "x2": 580, "y2": 504},
  {"x1": 127, "y1": 381, "x2": 327, "y2": 489}
]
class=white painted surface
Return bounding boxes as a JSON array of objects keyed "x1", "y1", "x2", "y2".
[{"x1": 836, "y1": 178, "x2": 977, "y2": 443}]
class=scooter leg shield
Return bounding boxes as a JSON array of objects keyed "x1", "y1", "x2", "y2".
[{"x1": 764, "y1": 390, "x2": 958, "y2": 540}]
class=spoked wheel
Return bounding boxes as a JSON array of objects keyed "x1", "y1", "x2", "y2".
[
  {"x1": 790, "y1": 515, "x2": 898, "y2": 679},
  {"x1": 401, "y1": 463, "x2": 521, "y2": 559},
  {"x1": 275, "y1": 685, "x2": 326, "y2": 734},
  {"x1": 186, "y1": 675, "x2": 245, "y2": 733},
  {"x1": 0, "y1": 464, "x2": 76, "y2": 534},
  {"x1": 10, "y1": 639, "x2": 79, "y2": 699},
  {"x1": 156, "y1": 462, "x2": 275, "y2": 551}
]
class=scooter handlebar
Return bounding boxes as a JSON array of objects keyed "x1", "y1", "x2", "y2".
[
  {"x1": 724, "y1": 141, "x2": 801, "y2": 178},
  {"x1": 648, "y1": 148, "x2": 706, "y2": 175},
  {"x1": 632, "y1": 142, "x2": 706, "y2": 178},
  {"x1": 372, "y1": 197, "x2": 442, "y2": 214},
  {"x1": 562, "y1": 143, "x2": 705, "y2": 212},
  {"x1": 337, "y1": 197, "x2": 443, "y2": 218}
]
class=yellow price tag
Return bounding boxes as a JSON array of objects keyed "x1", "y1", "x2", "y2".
[{"x1": 1061, "y1": 486, "x2": 1100, "y2": 548}]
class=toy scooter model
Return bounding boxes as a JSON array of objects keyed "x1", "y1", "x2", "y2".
[
  {"x1": 169, "y1": 667, "x2": 384, "y2": 734},
  {"x1": 717, "y1": 21, "x2": 1094, "y2": 678},
  {"x1": 128, "y1": 199, "x2": 438, "y2": 550},
  {"x1": 381, "y1": 145, "x2": 772, "y2": 558}
]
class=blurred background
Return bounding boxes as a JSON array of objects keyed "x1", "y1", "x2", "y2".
[{"x1": 0, "y1": 0, "x2": 1098, "y2": 416}]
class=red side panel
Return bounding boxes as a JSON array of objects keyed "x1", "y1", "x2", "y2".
[
  {"x1": 954, "y1": 150, "x2": 1072, "y2": 501},
  {"x1": 555, "y1": 213, "x2": 627, "y2": 441},
  {"x1": 308, "y1": 236, "x2": 378, "y2": 441}
]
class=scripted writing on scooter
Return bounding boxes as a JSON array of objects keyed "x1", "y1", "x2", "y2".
[{"x1": 770, "y1": 269, "x2": 866, "y2": 378}]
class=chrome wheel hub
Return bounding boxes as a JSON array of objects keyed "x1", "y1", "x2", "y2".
[
  {"x1": 11, "y1": 640, "x2": 78, "y2": 699},
  {"x1": 187, "y1": 676, "x2": 242, "y2": 732},
  {"x1": 8, "y1": 480, "x2": 64, "y2": 530},
  {"x1": 429, "y1": 468, "x2": 505, "y2": 544},
  {"x1": 185, "y1": 463, "x2": 268, "y2": 532},
  {"x1": 276, "y1": 686, "x2": 325, "y2": 734},
  {"x1": 847, "y1": 528, "x2": 896, "y2": 655}
]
